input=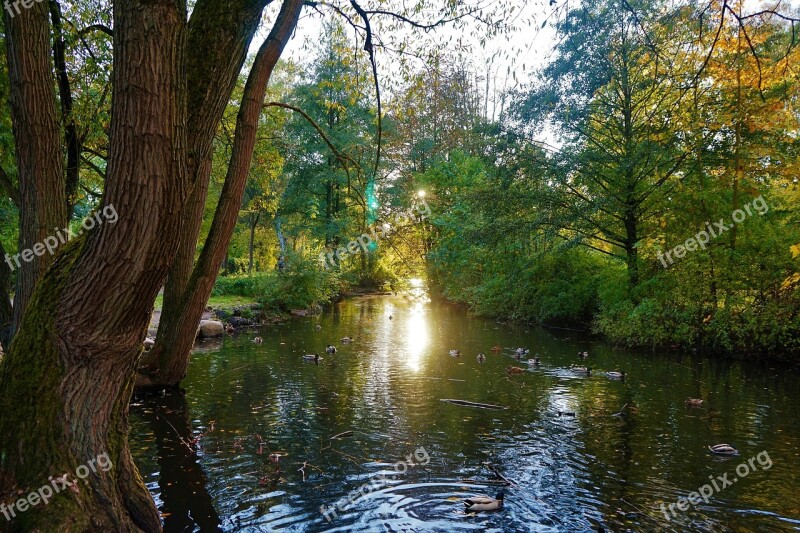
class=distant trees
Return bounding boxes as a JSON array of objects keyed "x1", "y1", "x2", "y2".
[{"x1": 424, "y1": 0, "x2": 800, "y2": 356}]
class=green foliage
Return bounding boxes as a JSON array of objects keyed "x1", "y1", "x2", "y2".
[{"x1": 213, "y1": 253, "x2": 344, "y2": 313}]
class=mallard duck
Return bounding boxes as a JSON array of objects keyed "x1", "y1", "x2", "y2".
[
  {"x1": 341, "y1": 336, "x2": 353, "y2": 343},
  {"x1": 490, "y1": 345, "x2": 502, "y2": 352},
  {"x1": 449, "y1": 349, "x2": 461, "y2": 357},
  {"x1": 477, "y1": 353, "x2": 486, "y2": 363},
  {"x1": 686, "y1": 398, "x2": 704, "y2": 407},
  {"x1": 315, "y1": 324, "x2": 322, "y2": 332},
  {"x1": 515, "y1": 347, "x2": 529, "y2": 356},
  {"x1": 708, "y1": 443, "x2": 738, "y2": 456},
  {"x1": 571, "y1": 366, "x2": 591, "y2": 375},
  {"x1": 463, "y1": 490, "x2": 504, "y2": 512},
  {"x1": 253, "y1": 337, "x2": 263, "y2": 344},
  {"x1": 506, "y1": 366, "x2": 525, "y2": 375},
  {"x1": 303, "y1": 354, "x2": 321, "y2": 362},
  {"x1": 326, "y1": 345, "x2": 337, "y2": 354},
  {"x1": 527, "y1": 355, "x2": 541, "y2": 365},
  {"x1": 606, "y1": 371, "x2": 625, "y2": 379}
]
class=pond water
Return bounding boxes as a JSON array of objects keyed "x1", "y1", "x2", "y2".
[{"x1": 130, "y1": 291, "x2": 800, "y2": 532}]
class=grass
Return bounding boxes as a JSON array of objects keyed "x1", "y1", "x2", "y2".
[{"x1": 152, "y1": 294, "x2": 259, "y2": 312}]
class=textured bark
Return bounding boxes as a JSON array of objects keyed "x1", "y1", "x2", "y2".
[
  {"x1": 0, "y1": 0, "x2": 187, "y2": 530},
  {"x1": 160, "y1": 0, "x2": 269, "y2": 328},
  {"x1": 4, "y1": 0, "x2": 67, "y2": 335},
  {"x1": 140, "y1": 0, "x2": 305, "y2": 388}
]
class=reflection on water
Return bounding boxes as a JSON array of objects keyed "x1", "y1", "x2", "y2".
[{"x1": 130, "y1": 292, "x2": 800, "y2": 532}]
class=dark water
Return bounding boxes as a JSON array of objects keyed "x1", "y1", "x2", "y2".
[{"x1": 130, "y1": 291, "x2": 800, "y2": 532}]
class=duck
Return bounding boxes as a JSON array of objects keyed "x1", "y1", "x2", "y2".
[
  {"x1": 490, "y1": 345, "x2": 502, "y2": 352},
  {"x1": 685, "y1": 398, "x2": 704, "y2": 407},
  {"x1": 253, "y1": 337, "x2": 263, "y2": 344},
  {"x1": 571, "y1": 366, "x2": 591, "y2": 375},
  {"x1": 341, "y1": 336, "x2": 353, "y2": 343},
  {"x1": 463, "y1": 490, "x2": 504, "y2": 512},
  {"x1": 515, "y1": 347, "x2": 529, "y2": 356},
  {"x1": 388, "y1": 315, "x2": 393, "y2": 320},
  {"x1": 449, "y1": 349, "x2": 461, "y2": 357},
  {"x1": 578, "y1": 351, "x2": 589, "y2": 359},
  {"x1": 315, "y1": 324, "x2": 322, "y2": 332},
  {"x1": 506, "y1": 366, "x2": 525, "y2": 375},
  {"x1": 303, "y1": 354, "x2": 321, "y2": 362},
  {"x1": 326, "y1": 345, "x2": 337, "y2": 354},
  {"x1": 606, "y1": 370, "x2": 625, "y2": 379},
  {"x1": 527, "y1": 355, "x2": 541, "y2": 365},
  {"x1": 708, "y1": 443, "x2": 738, "y2": 456},
  {"x1": 476, "y1": 353, "x2": 486, "y2": 363}
]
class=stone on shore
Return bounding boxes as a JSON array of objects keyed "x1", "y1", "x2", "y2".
[{"x1": 197, "y1": 320, "x2": 225, "y2": 338}]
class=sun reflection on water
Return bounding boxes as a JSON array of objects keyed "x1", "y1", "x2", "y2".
[{"x1": 404, "y1": 300, "x2": 429, "y2": 372}]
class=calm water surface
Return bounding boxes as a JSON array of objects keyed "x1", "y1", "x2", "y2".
[{"x1": 130, "y1": 291, "x2": 800, "y2": 532}]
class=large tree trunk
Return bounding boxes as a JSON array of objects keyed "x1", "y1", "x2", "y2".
[
  {"x1": 139, "y1": 0, "x2": 304, "y2": 388},
  {"x1": 159, "y1": 0, "x2": 270, "y2": 339},
  {"x1": 0, "y1": 0, "x2": 187, "y2": 530},
  {"x1": 3, "y1": 0, "x2": 67, "y2": 337}
]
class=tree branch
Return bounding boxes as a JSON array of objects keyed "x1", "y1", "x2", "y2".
[{"x1": 0, "y1": 166, "x2": 20, "y2": 208}]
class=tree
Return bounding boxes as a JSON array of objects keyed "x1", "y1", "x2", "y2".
[
  {"x1": 3, "y1": 0, "x2": 67, "y2": 335},
  {"x1": 516, "y1": 0, "x2": 689, "y2": 287}
]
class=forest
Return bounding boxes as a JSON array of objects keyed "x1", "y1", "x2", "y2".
[{"x1": 1, "y1": 0, "x2": 799, "y2": 531}]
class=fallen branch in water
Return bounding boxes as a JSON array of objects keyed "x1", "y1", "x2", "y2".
[
  {"x1": 330, "y1": 431, "x2": 353, "y2": 440},
  {"x1": 483, "y1": 462, "x2": 517, "y2": 487},
  {"x1": 440, "y1": 399, "x2": 508, "y2": 410},
  {"x1": 459, "y1": 478, "x2": 510, "y2": 485}
]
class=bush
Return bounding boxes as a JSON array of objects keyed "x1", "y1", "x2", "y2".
[{"x1": 212, "y1": 252, "x2": 345, "y2": 312}]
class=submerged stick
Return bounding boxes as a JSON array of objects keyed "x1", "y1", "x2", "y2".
[
  {"x1": 483, "y1": 462, "x2": 517, "y2": 487},
  {"x1": 440, "y1": 399, "x2": 508, "y2": 410}
]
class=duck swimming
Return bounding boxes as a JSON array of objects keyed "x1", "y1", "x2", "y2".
[
  {"x1": 708, "y1": 443, "x2": 738, "y2": 456},
  {"x1": 490, "y1": 345, "x2": 502, "y2": 352},
  {"x1": 506, "y1": 366, "x2": 525, "y2": 375},
  {"x1": 527, "y1": 355, "x2": 541, "y2": 365},
  {"x1": 606, "y1": 371, "x2": 625, "y2": 379},
  {"x1": 571, "y1": 366, "x2": 591, "y2": 375},
  {"x1": 326, "y1": 345, "x2": 337, "y2": 354},
  {"x1": 477, "y1": 353, "x2": 486, "y2": 363},
  {"x1": 341, "y1": 336, "x2": 353, "y2": 343},
  {"x1": 303, "y1": 354, "x2": 321, "y2": 362},
  {"x1": 463, "y1": 490, "x2": 504, "y2": 512},
  {"x1": 449, "y1": 349, "x2": 461, "y2": 357},
  {"x1": 253, "y1": 337, "x2": 263, "y2": 344},
  {"x1": 686, "y1": 398, "x2": 704, "y2": 407}
]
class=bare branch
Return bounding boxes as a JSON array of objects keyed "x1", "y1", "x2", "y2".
[
  {"x1": 0, "y1": 166, "x2": 20, "y2": 208},
  {"x1": 78, "y1": 23, "x2": 113, "y2": 37}
]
